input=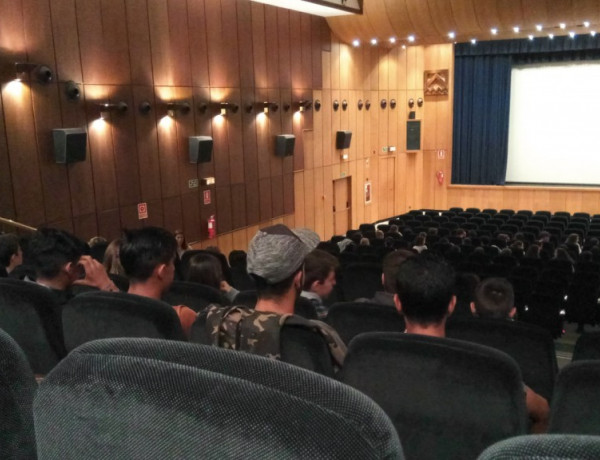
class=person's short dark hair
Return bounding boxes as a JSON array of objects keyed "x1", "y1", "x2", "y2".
[
  {"x1": 454, "y1": 272, "x2": 481, "y2": 318},
  {"x1": 120, "y1": 227, "x2": 176, "y2": 282},
  {"x1": 0, "y1": 234, "x2": 20, "y2": 267},
  {"x1": 302, "y1": 249, "x2": 339, "y2": 291},
  {"x1": 29, "y1": 228, "x2": 86, "y2": 279},
  {"x1": 394, "y1": 255, "x2": 455, "y2": 326},
  {"x1": 473, "y1": 277, "x2": 515, "y2": 319},
  {"x1": 253, "y1": 270, "x2": 301, "y2": 299},
  {"x1": 382, "y1": 250, "x2": 414, "y2": 293},
  {"x1": 228, "y1": 250, "x2": 247, "y2": 268},
  {"x1": 186, "y1": 253, "x2": 223, "y2": 289}
]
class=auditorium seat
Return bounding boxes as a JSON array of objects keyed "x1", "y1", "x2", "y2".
[
  {"x1": 325, "y1": 302, "x2": 405, "y2": 345},
  {"x1": 34, "y1": 338, "x2": 403, "y2": 459},
  {"x1": 565, "y1": 272, "x2": 600, "y2": 329},
  {"x1": 62, "y1": 291, "x2": 187, "y2": 351},
  {"x1": 0, "y1": 279, "x2": 64, "y2": 374},
  {"x1": 0, "y1": 328, "x2": 37, "y2": 459},
  {"x1": 162, "y1": 280, "x2": 227, "y2": 312},
  {"x1": 482, "y1": 208, "x2": 498, "y2": 215},
  {"x1": 339, "y1": 262, "x2": 383, "y2": 301},
  {"x1": 478, "y1": 434, "x2": 600, "y2": 459},
  {"x1": 549, "y1": 361, "x2": 600, "y2": 434},
  {"x1": 572, "y1": 332, "x2": 600, "y2": 361},
  {"x1": 339, "y1": 332, "x2": 527, "y2": 460},
  {"x1": 446, "y1": 317, "x2": 558, "y2": 401}
]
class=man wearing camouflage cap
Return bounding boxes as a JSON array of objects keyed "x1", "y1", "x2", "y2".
[{"x1": 197, "y1": 224, "x2": 346, "y2": 370}]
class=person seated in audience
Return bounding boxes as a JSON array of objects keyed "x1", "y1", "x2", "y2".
[
  {"x1": 0, "y1": 233, "x2": 23, "y2": 278},
  {"x1": 375, "y1": 229, "x2": 385, "y2": 240},
  {"x1": 357, "y1": 249, "x2": 414, "y2": 307},
  {"x1": 199, "y1": 224, "x2": 346, "y2": 369},
  {"x1": 453, "y1": 272, "x2": 480, "y2": 318},
  {"x1": 87, "y1": 236, "x2": 108, "y2": 263},
  {"x1": 29, "y1": 228, "x2": 120, "y2": 305},
  {"x1": 300, "y1": 249, "x2": 340, "y2": 318},
  {"x1": 120, "y1": 227, "x2": 197, "y2": 338},
  {"x1": 186, "y1": 252, "x2": 239, "y2": 303},
  {"x1": 412, "y1": 232, "x2": 428, "y2": 253},
  {"x1": 103, "y1": 238, "x2": 126, "y2": 276},
  {"x1": 470, "y1": 277, "x2": 516, "y2": 320},
  {"x1": 393, "y1": 256, "x2": 549, "y2": 433}
]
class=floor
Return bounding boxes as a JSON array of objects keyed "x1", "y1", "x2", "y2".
[{"x1": 555, "y1": 321, "x2": 600, "y2": 369}]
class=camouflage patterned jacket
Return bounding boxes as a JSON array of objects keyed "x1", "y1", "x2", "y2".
[{"x1": 204, "y1": 304, "x2": 346, "y2": 370}]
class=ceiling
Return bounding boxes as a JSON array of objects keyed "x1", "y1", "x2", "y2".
[{"x1": 326, "y1": 0, "x2": 600, "y2": 47}]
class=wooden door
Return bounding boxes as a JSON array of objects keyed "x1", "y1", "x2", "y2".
[
  {"x1": 333, "y1": 177, "x2": 351, "y2": 235},
  {"x1": 378, "y1": 157, "x2": 396, "y2": 218}
]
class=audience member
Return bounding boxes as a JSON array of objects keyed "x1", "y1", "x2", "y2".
[
  {"x1": 470, "y1": 277, "x2": 516, "y2": 320},
  {"x1": 120, "y1": 227, "x2": 197, "y2": 338},
  {"x1": 186, "y1": 252, "x2": 239, "y2": 303},
  {"x1": 103, "y1": 239, "x2": 125, "y2": 276},
  {"x1": 412, "y1": 232, "x2": 428, "y2": 253},
  {"x1": 357, "y1": 249, "x2": 414, "y2": 307},
  {"x1": 0, "y1": 233, "x2": 23, "y2": 277},
  {"x1": 300, "y1": 249, "x2": 340, "y2": 318},
  {"x1": 174, "y1": 229, "x2": 191, "y2": 259},
  {"x1": 88, "y1": 236, "x2": 108, "y2": 263},
  {"x1": 393, "y1": 256, "x2": 549, "y2": 433},
  {"x1": 199, "y1": 224, "x2": 346, "y2": 369}
]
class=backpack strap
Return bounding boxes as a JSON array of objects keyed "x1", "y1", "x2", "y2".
[{"x1": 237, "y1": 311, "x2": 289, "y2": 359}]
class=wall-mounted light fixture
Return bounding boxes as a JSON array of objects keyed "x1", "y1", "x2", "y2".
[
  {"x1": 417, "y1": 97, "x2": 424, "y2": 107},
  {"x1": 314, "y1": 100, "x2": 321, "y2": 111},
  {"x1": 255, "y1": 101, "x2": 278, "y2": 113},
  {"x1": 358, "y1": 99, "x2": 364, "y2": 110},
  {"x1": 14, "y1": 62, "x2": 53, "y2": 84},
  {"x1": 390, "y1": 99, "x2": 397, "y2": 109},
  {"x1": 219, "y1": 102, "x2": 239, "y2": 116},
  {"x1": 365, "y1": 100, "x2": 371, "y2": 111},
  {"x1": 138, "y1": 101, "x2": 152, "y2": 114},
  {"x1": 342, "y1": 100, "x2": 348, "y2": 111},
  {"x1": 198, "y1": 101, "x2": 239, "y2": 116},
  {"x1": 295, "y1": 100, "x2": 312, "y2": 112},
  {"x1": 98, "y1": 101, "x2": 128, "y2": 119},
  {"x1": 65, "y1": 81, "x2": 81, "y2": 101},
  {"x1": 165, "y1": 101, "x2": 191, "y2": 118},
  {"x1": 333, "y1": 100, "x2": 340, "y2": 111},
  {"x1": 408, "y1": 98, "x2": 415, "y2": 108},
  {"x1": 380, "y1": 99, "x2": 387, "y2": 109}
]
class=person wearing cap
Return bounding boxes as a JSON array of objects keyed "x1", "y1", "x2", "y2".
[{"x1": 196, "y1": 224, "x2": 346, "y2": 370}]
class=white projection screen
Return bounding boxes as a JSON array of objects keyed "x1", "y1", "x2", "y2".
[{"x1": 506, "y1": 60, "x2": 600, "y2": 186}]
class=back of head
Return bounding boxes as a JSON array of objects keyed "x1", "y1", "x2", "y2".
[
  {"x1": 29, "y1": 228, "x2": 85, "y2": 279},
  {"x1": 0, "y1": 234, "x2": 20, "y2": 267},
  {"x1": 228, "y1": 250, "x2": 247, "y2": 268},
  {"x1": 247, "y1": 224, "x2": 309, "y2": 299},
  {"x1": 120, "y1": 227, "x2": 176, "y2": 283},
  {"x1": 186, "y1": 253, "x2": 223, "y2": 289},
  {"x1": 395, "y1": 255, "x2": 455, "y2": 325},
  {"x1": 382, "y1": 250, "x2": 414, "y2": 293},
  {"x1": 302, "y1": 249, "x2": 340, "y2": 290},
  {"x1": 103, "y1": 239, "x2": 125, "y2": 276},
  {"x1": 473, "y1": 277, "x2": 515, "y2": 320}
]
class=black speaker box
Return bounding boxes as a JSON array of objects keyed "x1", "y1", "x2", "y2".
[
  {"x1": 275, "y1": 134, "x2": 295, "y2": 157},
  {"x1": 53, "y1": 128, "x2": 87, "y2": 164},
  {"x1": 336, "y1": 130, "x2": 352, "y2": 149},
  {"x1": 189, "y1": 136, "x2": 213, "y2": 163},
  {"x1": 407, "y1": 121, "x2": 421, "y2": 151}
]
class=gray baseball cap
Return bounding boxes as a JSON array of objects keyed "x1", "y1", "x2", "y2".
[
  {"x1": 292, "y1": 228, "x2": 320, "y2": 251},
  {"x1": 247, "y1": 224, "x2": 309, "y2": 283}
]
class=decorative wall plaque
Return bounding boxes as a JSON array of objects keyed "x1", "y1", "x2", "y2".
[{"x1": 424, "y1": 69, "x2": 449, "y2": 96}]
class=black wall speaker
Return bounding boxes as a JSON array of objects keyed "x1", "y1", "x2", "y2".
[
  {"x1": 336, "y1": 130, "x2": 352, "y2": 149},
  {"x1": 407, "y1": 121, "x2": 421, "y2": 151},
  {"x1": 53, "y1": 128, "x2": 87, "y2": 164},
  {"x1": 189, "y1": 136, "x2": 213, "y2": 163},
  {"x1": 275, "y1": 134, "x2": 295, "y2": 157}
]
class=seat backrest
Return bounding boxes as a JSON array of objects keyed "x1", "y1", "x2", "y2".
[
  {"x1": 549, "y1": 361, "x2": 600, "y2": 434},
  {"x1": 478, "y1": 434, "x2": 600, "y2": 459},
  {"x1": 338, "y1": 332, "x2": 527, "y2": 460},
  {"x1": 339, "y1": 263, "x2": 383, "y2": 301},
  {"x1": 446, "y1": 317, "x2": 557, "y2": 401},
  {"x1": 0, "y1": 328, "x2": 37, "y2": 459},
  {"x1": 162, "y1": 280, "x2": 226, "y2": 311},
  {"x1": 62, "y1": 291, "x2": 186, "y2": 351},
  {"x1": 0, "y1": 278, "x2": 64, "y2": 374},
  {"x1": 34, "y1": 338, "x2": 404, "y2": 459},
  {"x1": 573, "y1": 332, "x2": 600, "y2": 361},
  {"x1": 325, "y1": 301, "x2": 405, "y2": 345}
]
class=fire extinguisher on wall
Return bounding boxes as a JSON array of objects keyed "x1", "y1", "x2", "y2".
[{"x1": 208, "y1": 215, "x2": 216, "y2": 239}]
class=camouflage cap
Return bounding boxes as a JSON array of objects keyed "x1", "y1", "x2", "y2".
[
  {"x1": 247, "y1": 224, "x2": 309, "y2": 283},
  {"x1": 292, "y1": 228, "x2": 320, "y2": 251}
]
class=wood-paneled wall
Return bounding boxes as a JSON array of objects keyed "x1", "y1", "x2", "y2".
[{"x1": 0, "y1": 0, "x2": 455, "y2": 252}]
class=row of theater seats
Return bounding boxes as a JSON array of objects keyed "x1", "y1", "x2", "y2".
[{"x1": 4, "y1": 326, "x2": 600, "y2": 459}]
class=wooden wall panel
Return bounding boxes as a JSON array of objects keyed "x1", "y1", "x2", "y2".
[
  {"x1": 252, "y1": 3, "x2": 268, "y2": 89},
  {"x1": 50, "y1": 0, "x2": 82, "y2": 82},
  {"x1": 97, "y1": 208, "x2": 121, "y2": 240},
  {"x1": 181, "y1": 192, "x2": 201, "y2": 241},
  {"x1": 259, "y1": 177, "x2": 272, "y2": 222},
  {"x1": 125, "y1": 0, "x2": 153, "y2": 86},
  {"x1": 271, "y1": 175, "x2": 284, "y2": 218},
  {"x1": 245, "y1": 180, "x2": 260, "y2": 226},
  {"x1": 73, "y1": 213, "x2": 99, "y2": 241},
  {"x1": 231, "y1": 183, "x2": 247, "y2": 230},
  {"x1": 0, "y1": 91, "x2": 16, "y2": 218},
  {"x1": 187, "y1": 0, "x2": 210, "y2": 88},
  {"x1": 206, "y1": 0, "x2": 240, "y2": 88}
]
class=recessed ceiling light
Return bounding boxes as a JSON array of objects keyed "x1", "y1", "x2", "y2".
[
  {"x1": 471, "y1": 38, "x2": 477, "y2": 44},
  {"x1": 536, "y1": 24, "x2": 543, "y2": 31},
  {"x1": 513, "y1": 26, "x2": 520, "y2": 33},
  {"x1": 592, "y1": 31, "x2": 597, "y2": 37},
  {"x1": 569, "y1": 31, "x2": 576, "y2": 38},
  {"x1": 408, "y1": 35, "x2": 415, "y2": 42},
  {"x1": 491, "y1": 28, "x2": 498, "y2": 35},
  {"x1": 370, "y1": 38, "x2": 377, "y2": 45},
  {"x1": 548, "y1": 33, "x2": 554, "y2": 39},
  {"x1": 559, "y1": 23, "x2": 566, "y2": 29},
  {"x1": 352, "y1": 39, "x2": 360, "y2": 47},
  {"x1": 389, "y1": 37, "x2": 396, "y2": 44},
  {"x1": 528, "y1": 35, "x2": 534, "y2": 41},
  {"x1": 584, "y1": 21, "x2": 590, "y2": 28},
  {"x1": 401, "y1": 44, "x2": 406, "y2": 49},
  {"x1": 448, "y1": 32, "x2": 455, "y2": 39}
]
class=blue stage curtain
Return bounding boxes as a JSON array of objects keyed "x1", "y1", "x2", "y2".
[{"x1": 452, "y1": 36, "x2": 600, "y2": 185}]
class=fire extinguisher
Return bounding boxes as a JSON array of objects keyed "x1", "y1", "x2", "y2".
[
  {"x1": 436, "y1": 170, "x2": 444, "y2": 185},
  {"x1": 208, "y1": 215, "x2": 216, "y2": 239}
]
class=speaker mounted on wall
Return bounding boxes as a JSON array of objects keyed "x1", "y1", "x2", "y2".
[
  {"x1": 53, "y1": 128, "x2": 87, "y2": 164},
  {"x1": 189, "y1": 136, "x2": 213, "y2": 163},
  {"x1": 336, "y1": 130, "x2": 352, "y2": 149},
  {"x1": 407, "y1": 121, "x2": 421, "y2": 151},
  {"x1": 275, "y1": 134, "x2": 295, "y2": 157}
]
